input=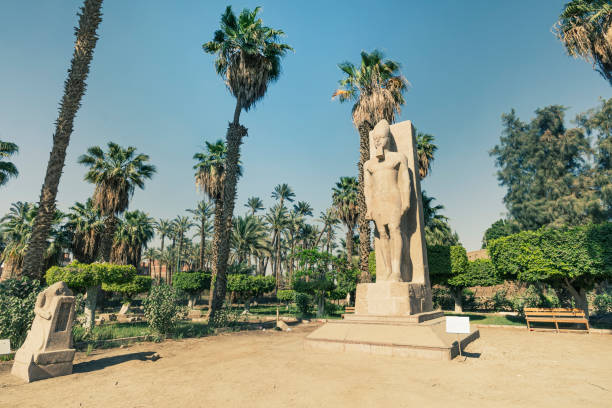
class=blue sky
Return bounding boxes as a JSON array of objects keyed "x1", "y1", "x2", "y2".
[{"x1": 0, "y1": 0, "x2": 610, "y2": 250}]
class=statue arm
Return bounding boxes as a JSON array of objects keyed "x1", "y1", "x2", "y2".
[
  {"x1": 398, "y1": 155, "x2": 412, "y2": 214},
  {"x1": 364, "y1": 163, "x2": 374, "y2": 220},
  {"x1": 34, "y1": 292, "x2": 52, "y2": 320}
]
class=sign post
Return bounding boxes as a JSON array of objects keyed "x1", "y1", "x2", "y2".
[
  {"x1": 445, "y1": 316, "x2": 470, "y2": 357},
  {"x1": 0, "y1": 339, "x2": 10, "y2": 356}
]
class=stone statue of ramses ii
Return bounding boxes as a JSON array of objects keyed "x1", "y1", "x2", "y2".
[{"x1": 364, "y1": 119, "x2": 412, "y2": 283}]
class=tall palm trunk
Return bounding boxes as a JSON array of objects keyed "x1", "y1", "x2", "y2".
[
  {"x1": 21, "y1": 0, "x2": 103, "y2": 279},
  {"x1": 199, "y1": 218, "x2": 205, "y2": 270},
  {"x1": 98, "y1": 214, "x2": 117, "y2": 262},
  {"x1": 159, "y1": 235, "x2": 165, "y2": 283},
  {"x1": 357, "y1": 122, "x2": 372, "y2": 282},
  {"x1": 274, "y1": 230, "x2": 281, "y2": 293},
  {"x1": 345, "y1": 224, "x2": 354, "y2": 263},
  {"x1": 209, "y1": 100, "x2": 247, "y2": 321},
  {"x1": 208, "y1": 194, "x2": 226, "y2": 313},
  {"x1": 176, "y1": 232, "x2": 184, "y2": 274}
]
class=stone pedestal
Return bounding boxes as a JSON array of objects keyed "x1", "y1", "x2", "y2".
[
  {"x1": 355, "y1": 282, "x2": 432, "y2": 315},
  {"x1": 12, "y1": 282, "x2": 76, "y2": 382}
]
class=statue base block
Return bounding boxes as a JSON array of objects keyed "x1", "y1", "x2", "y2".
[
  {"x1": 11, "y1": 348, "x2": 75, "y2": 383},
  {"x1": 305, "y1": 316, "x2": 479, "y2": 360},
  {"x1": 355, "y1": 282, "x2": 432, "y2": 315}
]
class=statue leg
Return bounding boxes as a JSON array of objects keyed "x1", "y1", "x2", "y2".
[
  {"x1": 375, "y1": 222, "x2": 392, "y2": 281},
  {"x1": 388, "y1": 222, "x2": 403, "y2": 282}
]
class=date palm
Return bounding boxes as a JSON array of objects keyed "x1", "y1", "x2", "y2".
[
  {"x1": 187, "y1": 200, "x2": 213, "y2": 270},
  {"x1": 21, "y1": 0, "x2": 103, "y2": 279},
  {"x1": 203, "y1": 6, "x2": 292, "y2": 319},
  {"x1": 245, "y1": 196, "x2": 265, "y2": 216},
  {"x1": 154, "y1": 219, "x2": 172, "y2": 253},
  {"x1": 416, "y1": 132, "x2": 438, "y2": 179},
  {"x1": 271, "y1": 183, "x2": 296, "y2": 209},
  {"x1": 78, "y1": 142, "x2": 156, "y2": 262},
  {"x1": 265, "y1": 204, "x2": 289, "y2": 291},
  {"x1": 332, "y1": 177, "x2": 359, "y2": 263},
  {"x1": 111, "y1": 210, "x2": 155, "y2": 267},
  {"x1": 0, "y1": 141, "x2": 19, "y2": 187},
  {"x1": 315, "y1": 208, "x2": 340, "y2": 253},
  {"x1": 333, "y1": 49, "x2": 408, "y2": 281},
  {"x1": 1, "y1": 202, "x2": 66, "y2": 279},
  {"x1": 65, "y1": 199, "x2": 103, "y2": 263},
  {"x1": 293, "y1": 200, "x2": 313, "y2": 217},
  {"x1": 172, "y1": 216, "x2": 194, "y2": 276},
  {"x1": 555, "y1": 0, "x2": 612, "y2": 85},
  {"x1": 231, "y1": 215, "x2": 268, "y2": 265},
  {"x1": 422, "y1": 191, "x2": 459, "y2": 246}
]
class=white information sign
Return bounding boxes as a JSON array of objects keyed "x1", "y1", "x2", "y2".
[
  {"x1": 446, "y1": 316, "x2": 470, "y2": 334},
  {"x1": 0, "y1": 339, "x2": 10, "y2": 355}
]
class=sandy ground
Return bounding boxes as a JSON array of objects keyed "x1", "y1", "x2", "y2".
[{"x1": 0, "y1": 323, "x2": 611, "y2": 408}]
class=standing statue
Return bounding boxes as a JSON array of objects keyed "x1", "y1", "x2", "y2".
[{"x1": 364, "y1": 119, "x2": 412, "y2": 282}]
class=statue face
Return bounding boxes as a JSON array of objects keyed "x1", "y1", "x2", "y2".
[{"x1": 373, "y1": 130, "x2": 390, "y2": 159}]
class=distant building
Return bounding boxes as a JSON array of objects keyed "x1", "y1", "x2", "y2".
[{"x1": 466, "y1": 249, "x2": 489, "y2": 261}]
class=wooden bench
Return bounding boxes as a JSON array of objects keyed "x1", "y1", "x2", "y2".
[
  {"x1": 341, "y1": 306, "x2": 355, "y2": 319},
  {"x1": 524, "y1": 308, "x2": 589, "y2": 333}
]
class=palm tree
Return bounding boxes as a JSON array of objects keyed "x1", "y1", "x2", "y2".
[
  {"x1": 172, "y1": 216, "x2": 194, "y2": 276},
  {"x1": 293, "y1": 201, "x2": 313, "y2": 217},
  {"x1": 1, "y1": 202, "x2": 67, "y2": 279},
  {"x1": 231, "y1": 215, "x2": 268, "y2": 265},
  {"x1": 187, "y1": 200, "x2": 213, "y2": 270},
  {"x1": 315, "y1": 208, "x2": 340, "y2": 253},
  {"x1": 422, "y1": 191, "x2": 459, "y2": 246},
  {"x1": 111, "y1": 210, "x2": 155, "y2": 267},
  {"x1": 65, "y1": 199, "x2": 103, "y2": 263},
  {"x1": 271, "y1": 183, "x2": 296, "y2": 209},
  {"x1": 142, "y1": 248, "x2": 158, "y2": 279},
  {"x1": 555, "y1": 0, "x2": 612, "y2": 85},
  {"x1": 332, "y1": 177, "x2": 359, "y2": 263},
  {"x1": 265, "y1": 204, "x2": 289, "y2": 291},
  {"x1": 416, "y1": 132, "x2": 438, "y2": 179},
  {"x1": 0, "y1": 141, "x2": 19, "y2": 187},
  {"x1": 203, "y1": 6, "x2": 292, "y2": 320},
  {"x1": 21, "y1": 0, "x2": 104, "y2": 279},
  {"x1": 245, "y1": 196, "x2": 264, "y2": 216},
  {"x1": 154, "y1": 219, "x2": 172, "y2": 253},
  {"x1": 333, "y1": 49, "x2": 408, "y2": 282},
  {"x1": 78, "y1": 142, "x2": 156, "y2": 262}
]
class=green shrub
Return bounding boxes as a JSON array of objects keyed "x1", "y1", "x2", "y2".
[
  {"x1": 295, "y1": 292, "x2": 313, "y2": 316},
  {"x1": 46, "y1": 261, "x2": 136, "y2": 292},
  {"x1": 277, "y1": 289, "x2": 295, "y2": 304},
  {"x1": 491, "y1": 288, "x2": 513, "y2": 311},
  {"x1": 103, "y1": 275, "x2": 152, "y2": 299},
  {"x1": 143, "y1": 285, "x2": 182, "y2": 337},
  {"x1": 0, "y1": 278, "x2": 41, "y2": 350},
  {"x1": 173, "y1": 271, "x2": 211, "y2": 294},
  {"x1": 432, "y1": 286, "x2": 454, "y2": 310},
  {"x1": 593, "y1": 293, "x2": 612, "y2": 315},
  {"x1": 461, "y1": 288, "x2": 476, "y2": 310}
]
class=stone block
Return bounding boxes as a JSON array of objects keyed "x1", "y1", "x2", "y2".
[{"x1": 355, "y1": 282, "x2": 432, "y2": 315}]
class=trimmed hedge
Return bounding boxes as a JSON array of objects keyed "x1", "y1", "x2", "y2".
[
  {"x1": 46, "y1": 261, "x2": 136, "y2": 292},
  {"x1": 173, "y1": 271, "x2": 212, "y2": 296}
]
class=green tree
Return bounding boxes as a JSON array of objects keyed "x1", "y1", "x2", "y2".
[
  {"x1": 482, "y1": 219, "x2": 520, "y2": 248},
  {"x1": 111, "y1": 210, "x2": 155, "y2": 267},
  {"x1": 245, "y1": 196, "x2": 264, "y2": 216},
  {"x1": 333, "y1": 49, "x2": 408, "y2": 283},
  {"x1": 231, "y1": 215, "x2": 268, "y2": 265},
  {"x1": 171, "y1": 216, "x2": 194, "y2": 276},
  {"x1": 65, "y1": 199, "x2": 103, "y2": 263},
  {"x1": 153, "y1": 218, "x2": 172, "y2": 278},
  {"x1": 332, "y1": 176, "x2": 359, "y2": 263},
  {"x1": 416, "y1": 132, "x2": 437, "y2": 179},
  {"x1": 1, "y1": 202, "x2": 67, "y2": 279},
  {"x1": 203, "y1": 6, "x2": 292, "y2": 321},
  {"x1": 555, "y1": 0, "x2": 612, "y2": 85},
  {"x1": 21, "y1": 0, "x2": 104, "y2": 279},
  {"x1": 490, "y1": 106, "x2": 600, "y2": 230},
  {"x1": 291, "y1": 250, "x2": 339, "y2": 317},
  {"x1": 78, "y1": 142, "x2": 156, "y2": 262},
  {"x1": 227, "y1": 274, "x2": 275, "y2": 312},
  {"x1": 0, "y1": 140, "x2": 19, "y2": 187},
  {"x1": 488, "y1": 223, "x2": 612, "y2": 316},
  {"x1": 422, "y1": 191, "x2": 459, "y2": 246},
  {"x1": 173, "y1": 271, "x2": 211, "y2": 308},
  {"x1": 187, "y1": 200, "x2": 213, "y2": 270},
  {"x1": 265, "y1": 204, "x2": 289, "y2": 290}
]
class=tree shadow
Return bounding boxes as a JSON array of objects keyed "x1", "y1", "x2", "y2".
[{"x1": 73, "y1": 351, "x2": 157, "y2": 374}]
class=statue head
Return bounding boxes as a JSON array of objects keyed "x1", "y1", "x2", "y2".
[
  {"x1": 47, "y1": 281, "x2": 73, "y2": 297},
  {"x1": 372, "y1": 120, "x2": 391, "y2": 160}
]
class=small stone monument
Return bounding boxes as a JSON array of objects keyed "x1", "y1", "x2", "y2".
[
  {"x1": 306, "y1": 120, "x2": 479, "y2": 360},
  {"x1": 12, "y1": 281, "x2": 77, "y2": 382}
]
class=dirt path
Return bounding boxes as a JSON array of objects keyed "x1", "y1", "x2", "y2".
[{"x1": 1, "y1": 323, "x2": 610, "y2": 408}]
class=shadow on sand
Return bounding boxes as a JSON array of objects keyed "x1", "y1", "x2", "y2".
[{"x1": 73, "y1": 351, "x2": 157, "y2": 374}]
